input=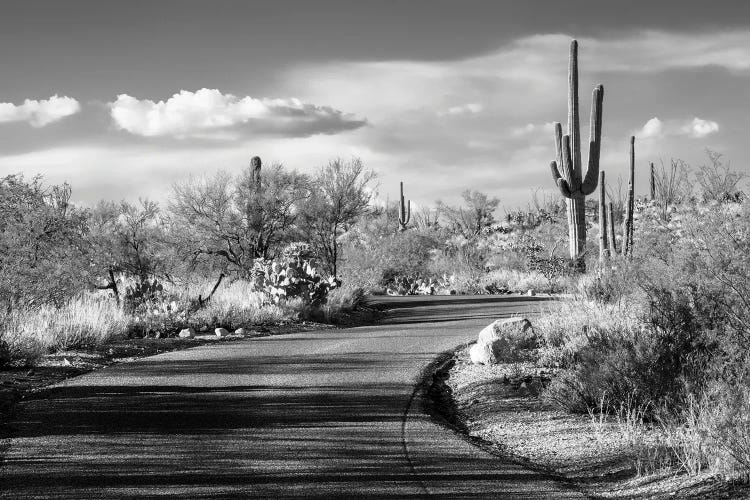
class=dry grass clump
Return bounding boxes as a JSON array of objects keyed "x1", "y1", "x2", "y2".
[{"x1": 0, "y1": 294, "x2": 129, "y2": 363}]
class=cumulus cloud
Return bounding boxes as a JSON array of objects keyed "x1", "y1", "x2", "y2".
[
  {"x1": 637, "y1": 116, "x2": 719, "y2": 139},
  {"x1": 108, "y1": 88, "x2": 365, "y2": 139},
  {"x1": 681, "y1": 117, "x2": 719, "y2": 138},
  {"x1": 637, "y1": 117, "x2": 664, "y2": 138},
  {"x1": 0, "y1": 95, "x2": 80, "y2": 127}
]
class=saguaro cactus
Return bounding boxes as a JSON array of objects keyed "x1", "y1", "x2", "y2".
[
  {"x1": 549, "y1": 40, "x2": 604, "y2": 267},
  {"x1": 623, "y1": 137, "x2": 636, "y2": 256},
  {"x1": 251, "y1": 156, "x2": 262, "y2": 189},
  {"x1": 398, "y1": 181, "x2": 411, "y2": 232},
  {"x1": 649, "y1": 162, "x2": 656, "y2": 201},
  {"x1": 607, "y1": 201, "x2": 617, "y2": 254},
  {"x1": 598, "y1": 171, "x2": 608, "y2": 261}
]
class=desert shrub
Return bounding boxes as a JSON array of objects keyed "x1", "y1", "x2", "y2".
[
  {"x1": 479, "y1": 268, "x2": 567, "y2": 294},
  {"x1": 542, "y1": 323, "x2": 688, "y2": 415},
  {"x1": 339, "y1": 228, "x2": 439, "y2": 291},
  {"x1": 535, "y1": 298, "x2": 643, "y2": 368},
  {"x1": 699, "y1": 378, "x2": 750, "y2": 479}
]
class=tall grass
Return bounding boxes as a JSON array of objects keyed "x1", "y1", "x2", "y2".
[
  {"x1": 0, "y1": 294, "x2": 129, "y2": 363},
  {"x1": 180, "y1": 279, "x2": 288, "y2": 328}
]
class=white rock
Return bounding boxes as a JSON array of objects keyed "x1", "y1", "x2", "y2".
[
  {"x1": 469, "y1": 342, "x2": 496, "y2": 365},
  {"x1": 234, "y1": 327, "x2": 246, "y2": 335},
  {"x1": 215, "y1": 327, "x2": 230, "y2": 338},
  {"x1": 178, "y1": 328, "x2": 195, "y2": 339},
  {"x1": 477, "y1": 318, "x2": 532, "y2": 345},
  {"x1": 470, "y1": 317, "x2": 535, "y2": 365},
  {"x1": 527, "y1": 289, "x2": 536, "y2": 296}
]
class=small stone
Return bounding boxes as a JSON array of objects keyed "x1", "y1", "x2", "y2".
[
  {"x1": 234, "y1": 327, "x2": 246, "y2": 335},
  {"x1": 178, "y1": 328, "x2": 195, "y2": 339},
  {"x1": 215, "y1": 327, "x2": 230, "y2": 338}
]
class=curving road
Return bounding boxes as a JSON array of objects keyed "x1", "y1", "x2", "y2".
[{"x1": 0, "y1": 295, "x2": 584, "y2": 499}]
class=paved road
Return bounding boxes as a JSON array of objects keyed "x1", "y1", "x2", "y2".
[{"x1": 1, "y1": 295, "x2": 584, "y2": 499}]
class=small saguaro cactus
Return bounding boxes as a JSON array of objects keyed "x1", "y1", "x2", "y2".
[
  {"x1": 623, "y1": 137, "x2": 636, "y2": 256},
  {"x1": 649, "y1": 162, "x2": 656, "y2": 201},
  {"x1": 598, "y1": 171, "x2": 609, "y2": 261},
  {"x1": 607, "y1": 201, "x2": 617, "y2": 254},
  {"x1": 250, "y1": 156, "x2": 262, "y2": 189},
  {"x1": 549, "y1": 39, "x2": 604, "y2": 267},
  {"x1": 398, "y1": 181, "x2": 411, "y2": 231}
]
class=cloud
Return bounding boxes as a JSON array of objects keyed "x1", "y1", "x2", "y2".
[
  {"x1": 0, "y1": 95, "x2": 80, "y2": 127},
  {"x1": 637, "y1": 116, "x2": 719, "y2": 139},
  {"x1": 438, "y1": 103, "x2": 483, "y2": 117},
  {"x1": 637, "y1": 117, "x2": 664, "y2": 139},
  {"x1": 510, "y1": 122, "x2": 556, "y2": 138},
  {"x1": 681, "y1": 117, "x2": 719, "y2": 138},
  {"x1": 108, "y1": 88, "x2": 366, "y2": 139}
]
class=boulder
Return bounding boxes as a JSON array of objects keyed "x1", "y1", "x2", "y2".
[
  {"x1": 215, "y1": 327, "x2": 230, "y2": 338},
  {"x1": 471, "y1": 317, "x2": 537, "y2": 365},
  {"x1": 527, "y1": 289, "x2": 536, "y2": 296},
  {"x1": 469, "y1": 342, "x2": 496, "y2": 365},
  {"x1": 234, "y1": 327, "x2": 246, "y2": 335},
  {"x1": 477, "y1": 318, "x2": 532, "y2": 345},
  {"x1": 178, "y1": 327, "x2": 195, "y2": 339}
]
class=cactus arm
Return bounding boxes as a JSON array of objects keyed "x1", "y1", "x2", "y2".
[
  {"x1": 554, "y1": 122, "x2": 567, "y2": 181},
  {"x1": 581, "y1": 85, "x2": 604, "y2": 195},
  {"x1": 405, "y1": 199, "x2": 411, "y2": 225},
  {"x1": 550, "y1": 161, "x2": 572, "y2": 197},
  {"x1": 568, "y1": 40, "x2": 581, "y2": 183}
]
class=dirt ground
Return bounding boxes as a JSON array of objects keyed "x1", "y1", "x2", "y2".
[{"x1": 441, "y1": 345, "x2": 750, "y2": 499}]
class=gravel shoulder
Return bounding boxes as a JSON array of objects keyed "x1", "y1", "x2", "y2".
[{"x1": 440, "y1": 345, "x2": 750, "y2": 499}]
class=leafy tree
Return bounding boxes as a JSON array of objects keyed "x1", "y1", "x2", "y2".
[
  {"x1": 0, "y1": 175, "x2": 88, "y2": 312},
  {"x1": 300, "y1": 158, "x2": 375, "y2": 277}
]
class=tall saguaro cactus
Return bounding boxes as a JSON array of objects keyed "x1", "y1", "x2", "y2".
[
  {"x1": 623, "y1": 137, "x2": 636, "y2": 256},
  {"x1": 549, "y1": 40, "x2": 604, "y2": 267},
  {"x1": 398, "y1": 181, "x2": 411, "y2": 232},
  {"x1": 598, "y1": 171, "x2": 609, "y2": 261}
]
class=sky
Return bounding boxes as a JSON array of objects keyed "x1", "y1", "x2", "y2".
[{"x1": 1, "y1": 0, "x2": 749, "y2": 211}]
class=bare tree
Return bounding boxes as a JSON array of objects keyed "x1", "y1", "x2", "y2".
[
  {"x1": 695, "y1": 149, "x2": 745, "y2": 203},
  {"x1": 436, "y1": 190, "x2": 500, "y2": 239},
  {"x1": 88, "y1": 199, "x2": 165, "y2": 303},
  {"x1": 300, "y1": 158, "x2": 375, "y2": 277},
  {"x1": 168, "y1": 164, "x2": 310, "y2": 278}
]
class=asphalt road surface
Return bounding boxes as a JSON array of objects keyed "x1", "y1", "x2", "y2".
[{"x1": 1, "y1": 295, "x2": 585, "y2": 499}]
